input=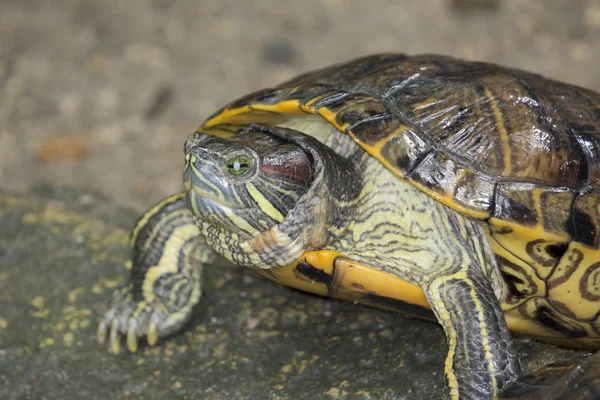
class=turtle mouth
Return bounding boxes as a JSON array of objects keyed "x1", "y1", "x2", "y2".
[
  {"x1": 185, "y1": 187, "x2": 220, "y2": 216},
  {"x1": 183, "y1": 167, "x2": 244, "y2": 211},
  {"x1": 184, "y1": 181, "x2": 258, "y2": 240}
]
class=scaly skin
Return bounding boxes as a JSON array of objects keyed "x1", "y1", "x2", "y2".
[
  {"x1": 100, "y1": 123, "x2": 519, "y2": 399},
  {"x1": 98, "y1": 193, "x2": 215, "y2": 354}
]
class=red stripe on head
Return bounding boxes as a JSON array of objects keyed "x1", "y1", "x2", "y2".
[{"x1": 259, "y1": 147, "x2": 313, "y2": 185}]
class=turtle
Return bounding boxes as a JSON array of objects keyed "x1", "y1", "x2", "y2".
[{"x1": 98, "y1": 53, "x2": 600, "y2": 399}]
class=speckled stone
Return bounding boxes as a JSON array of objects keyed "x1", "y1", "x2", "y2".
[{"x1": 0, "y1": 186, "x2": 596, "y2": 400}]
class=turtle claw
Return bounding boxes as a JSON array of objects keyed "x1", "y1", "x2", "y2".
[
  {"x1": 148, "y1": 320, "x2": 159, "y2": 346},
  {"x1": 110, "y1": 322, "x2": 121, "y2": 355},
  {"x1": 127, "y1": 322, "x2": 139, "y2": 352},
  {"x1": 97, "y1": 321, "x2": 107, "y2": 345},
  {"x1": 98, "y1": 284, "x2": 192, "y2": 354}
]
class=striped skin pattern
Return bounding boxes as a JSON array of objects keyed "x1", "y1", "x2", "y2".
[
  {"x1": 99, "y1": 54, "x2": 600, "y2": 399},
  {"x1": 279, "y1": 118, "x2": 521, "y2": 399},
  {"x1": 191, "y1": 120, "x2": 520, "y2": 399},
  {"x1": 98, "y1": 193, "x2": 216, "y2": 354}
]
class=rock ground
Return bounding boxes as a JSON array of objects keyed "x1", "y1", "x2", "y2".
[{"x1": 0, "y1": 186, "x2": 592, "y2": 400}]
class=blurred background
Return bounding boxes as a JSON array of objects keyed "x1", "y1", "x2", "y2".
[{"x1": 1, "y1": 0, "x2": 600, "y2": 210}]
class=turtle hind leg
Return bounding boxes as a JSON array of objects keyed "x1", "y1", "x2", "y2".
[
  {"x1": 427, "y1": 261, "x2": 521, "y2": 400},
  {"x1": 98, "y1": 193, "x2": 215, "y2": 354}
]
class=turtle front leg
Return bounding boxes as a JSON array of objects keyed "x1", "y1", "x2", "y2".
[
  {"x1": 98, "y1": 193, "x2": 216, "y2": 354},
  {"x1": 426, "y1": 261, "x2": 521, "y2": 400}
]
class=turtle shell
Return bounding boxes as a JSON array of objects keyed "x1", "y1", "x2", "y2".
[{"x1": 200, "y1": 54, "x2": 600, "y2": 341}]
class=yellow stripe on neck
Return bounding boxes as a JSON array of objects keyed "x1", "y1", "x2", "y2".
[{"x1": 246, "y1": 182, "x2": 284, "y2": 222}]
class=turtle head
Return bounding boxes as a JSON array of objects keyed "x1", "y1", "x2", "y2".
[
  {"x1": 183, "y1": 125, "x2": 317, "y2": 257},
  {"x1": 184, "y1": 124, "x2": 359, "y2": 268}
]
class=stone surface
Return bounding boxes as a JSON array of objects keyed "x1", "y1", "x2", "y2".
[{"x1": 0, "y1": 186, "x2": 596, "y2": 400}]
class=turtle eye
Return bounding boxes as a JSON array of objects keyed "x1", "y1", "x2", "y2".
[{"x1": 226, "y1": 155, "x2": 251, "y2": 176}]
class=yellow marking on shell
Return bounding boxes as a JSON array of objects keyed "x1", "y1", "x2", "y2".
[
  {"x1": 329, "y1": 256, "x2": 432, "y2": 311},
  {"x1": 142, "y1": 224, "x2": 201, "y2": 302},
  {"x1": 504, "y1": 319, "x2": 600, "y2": 349},
  {"x1": 489, "y1": 217, "x2": 569, "y2": 279},
  {"x1": 548, "y1": 243, "x2": 600, "y2": 320},
  {"x1": 503, "y1": 296, "x2": 600, "y2": 349},
  {"x1": 484, "y1": 87, "x2": 512, "y2": 176},
  {"x1": 203, "y1": 105, "x2": 253, "y2": 127},
  {"x1": 413, "y1": 97, "x2": 443, "y2": 111},
  {"x1": 532, "y1": 186, "x2": 543, "y2": 219},
  {"x1": 314, "y1": 108, "x2": 351, "y2": 135},
  {"x1": 251, "y1": 265, "x2": 328, "y2": 297},
  {"x1": 253, "y1": 250, "x2": 432, "y2": 313},
  {"x1": 131, "y1": 193, "x2": 185, "y2": 247},
  {"x1": 251, "y1": 99, "x2": 307, "y2": 115},
  {"x1": 206, "y1": 99, "x2": 329, "y2": 134},
  {"x1": 504, "y1": 311, "x2": 564, "y2": 341},
  {"x1": 300, "y1": 92, "x2": 336, "y2": 109},
  {"x1": 370, "y1": 125, "x2": 410, "y2": 152},
  {"x1": 246, "y1": 182, "x2": 284, "y2": 222},
  {"x1": 488, "y1": 237, "x2": 546, "y2": 309},
  {"x1": 202, "y1": 101, "x2": 307, "y2": 132}
]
